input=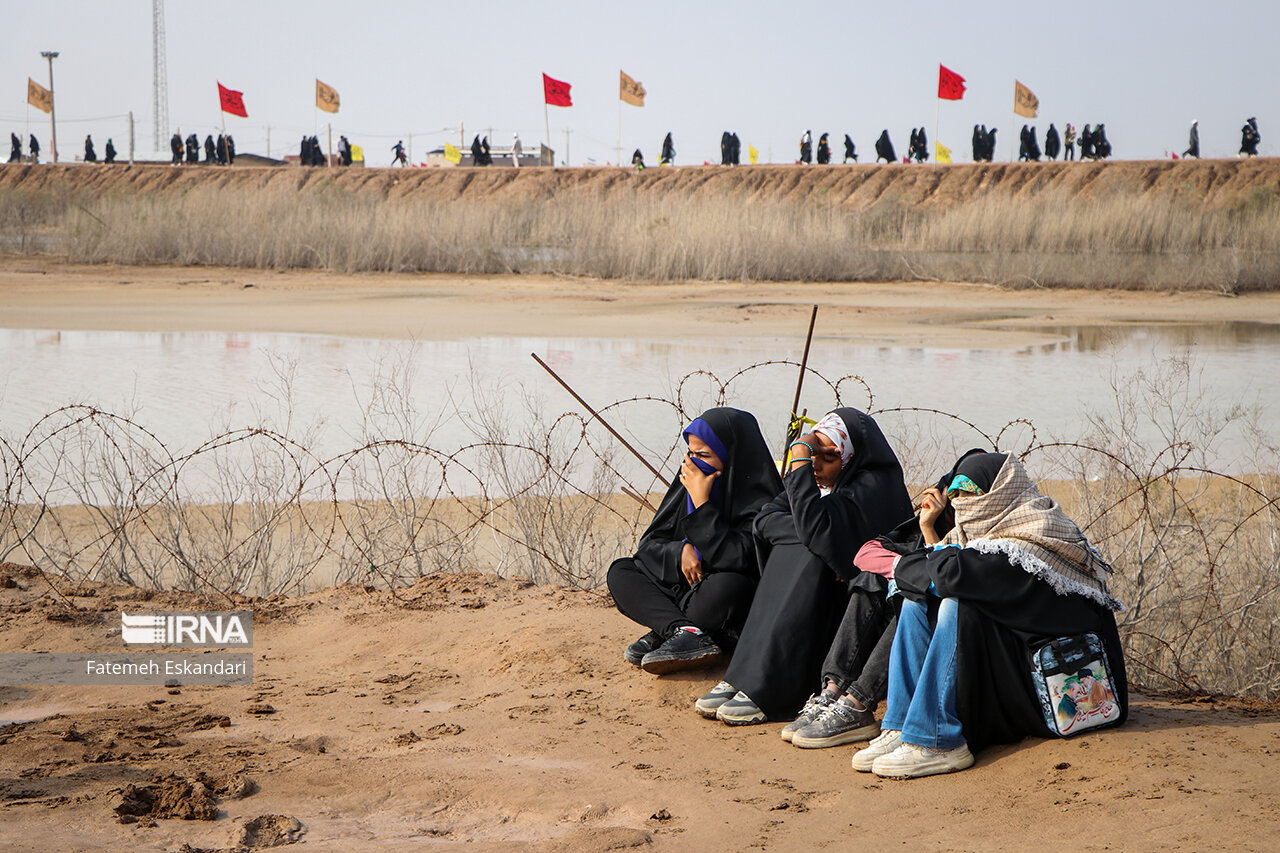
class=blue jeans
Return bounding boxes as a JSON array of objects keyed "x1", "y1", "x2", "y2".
[{"x1": 881, "y1": 597, "x2": 965, "y2": 750}]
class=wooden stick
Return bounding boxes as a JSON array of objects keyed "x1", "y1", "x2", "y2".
[
  {"x1": 781, "y1": 305, "x2": 819, "y2": 466},
  {"x1": 531, "y1": 353, "x2": 666, "y2": 485},
  {"x1": 620, "y1": 485, "x2": 657, "y2": 513}
]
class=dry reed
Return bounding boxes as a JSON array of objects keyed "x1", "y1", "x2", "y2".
[{"x1": 4, "y1": 181, "x2": 1279, "y2": 290}]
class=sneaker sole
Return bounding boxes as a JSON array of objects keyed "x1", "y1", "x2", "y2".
[
  {"x1": 791, "y1": 722, "x2": 881, "y2": 749},
  {"x1": 640, "y1": 649, "x2": 725, "y2": 675},
  {"x1": 872, "y1": 752, "x2": 975, "y2": 778},
  {"x1": 716, "y1": 708, "x2": 767, "y2": 725},
  {"x1": 851, "y1": 740, "x2": 901, "y2": 772}
]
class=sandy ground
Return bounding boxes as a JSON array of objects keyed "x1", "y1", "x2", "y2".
[
  {"x1": 3, "y1": 256, "x2": 1279, "y2": 349},
  {"x1": 1, "y1": 566, "x2": 1277, "y2": 852}
]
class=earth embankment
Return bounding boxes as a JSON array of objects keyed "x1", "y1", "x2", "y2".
[{"x1": 2, "y1": 158, "x2": 1279, "y2": 210}]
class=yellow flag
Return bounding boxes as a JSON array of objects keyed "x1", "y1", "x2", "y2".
[
  {"x1": 748, "y1": 144, "x2": 759, "y2": 165},
  {"x1": 27, "y1": 78, "x2": 52, "y2": 114},
  {"x1": 315, "y1": 78, "x2": 340, "y2": 113},
  {"x1": 1014, "y1": 80, "x2": 1039, "y2": 118},
  {"x1": 935, "y1": 141, "x2": 952, "y2": 164},
  {"x1": 443, "y1": 142, "x2": 462, "y2": 165},
  {"x1": 350, "y1": 144, "x2": 364, "y2": 162},
  {"x1": 619, "y1": 70, "x2": 646, "y2": 106}
]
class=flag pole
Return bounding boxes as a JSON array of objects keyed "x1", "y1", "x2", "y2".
[
  {"x1": 616, "y1": 95, "x2": 622, "y2": 167},
  {"x1": 544, "y1": 101, "x2": 551, "y2": 166}
]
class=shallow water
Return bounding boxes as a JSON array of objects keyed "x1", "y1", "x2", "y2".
[{"x1": 1, "y1": 323, "x2": 1276, "y2": 494}]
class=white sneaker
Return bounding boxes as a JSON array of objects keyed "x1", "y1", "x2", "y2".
[
  {"x1": 851, "y1": 728, "x2": 901, "y2": 772},
  {"x1": 871, "y1": 741, "x2": 975, "y2": 778}
]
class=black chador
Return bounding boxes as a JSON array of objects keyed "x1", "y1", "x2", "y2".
[
  {"x1": 607, "y1": 408, "x2": 783, "y2": 655},
  {"x1": 722, "y1": 408, "x2": 912, "y2": 720},
  {"x1": 1079, "y1": 125, "x2": 1095, "y2": 160},
  {"x1": 874, "y1": 129, "x2": 896, "y2": 163},
  {"x1": 227, "y1": 135, "x2": 236, "y2": 164},
  {"x1": 1094, "y1": 124, "x2": 1111, "y2": 159},
  {"x1": 843, "y1": 134, "x2": 857, "y2": 163},
  {"x1": 8, "y1": 133, "x2": 20, "y2": 163},
  {"x1": 1044, "y1": 124, "x2": 1061, "y2": 160},
  {"x1": 204, "y1": 135, "x2": 216, "y2": 163},
  {"x1": 170, "y1": 133, "x2": 183, "y2": 164},
  {"x1": 799, "y1": 130, "x2": 812, "y2": 164},
  {"x1": 632, "y1": 148, "x2": 645, "y2": 169},
  {"x1": 1239, "y1": 117, "x2": 1260, "y2": 157},
  {"x1": 730, "y1": 132, "x2": 741, "y2": 165},
  {"x1": 1027, "y1": 126, "x2": 1041, "y2": 161},
  {"x1": 984, "y1": 127, "x2": 997, "y2": 161},
  {"x1": 216, "y1": 134, "x2": 227, "y2": 165},
  {"x1": 481, "y1": 136, "x2": 491, "y2": 165},
  {"x1": 914, "y1": 127, "x2": 928, "y2": 163},
  {"x1": 470, "y1": 135, "x2": 483, "y2": 166},
  {"x1": 186, "y1": 134, "x2": 199, "y2": 164},
  {"x1": 1183, "y1": 122, "x2": 1199, "y2": 159},
  {"x1": 104, "y1": 138, "x2": 116, "y2": 164},
  {"x1": 1018, "y1": 125, "x2": 1030, "y2": 161},
  {"x1": 972, "y1": 125, "x2": 983, "y2": 162},
  {"x1": 84, "y1": 135, "x2": 97, "y2": 163},
  {"x1": 721, "y1": 131, "x2": 733, "y2": 166},
  {"x1": 660, "y1": 132, "x2": 675, "y2": 165},
  {"x1": 816, "y1": 133, "x2": 831, "y2": 164}
]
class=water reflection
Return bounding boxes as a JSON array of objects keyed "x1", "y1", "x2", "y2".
[{"x1": 0, "y1": 324, "x2": 1275, "y2": 479}]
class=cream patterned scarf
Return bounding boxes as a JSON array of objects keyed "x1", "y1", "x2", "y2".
[{"x1": 943, "y1": 456, "x2": 1123, "y2": 611}]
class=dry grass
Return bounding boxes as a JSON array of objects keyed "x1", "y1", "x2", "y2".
[{"x1": 3, "y1": 179, "x2": 1279, "y2": 290}]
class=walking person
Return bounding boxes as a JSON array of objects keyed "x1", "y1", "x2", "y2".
[
  {"x1": 1182, "y1": 121, "x2": 1200, "y2": 159},
  {"x1": 29, "y1": 134, "x2": 40, "y2": 163},
  {"x1": 799, "y1": 130, "x2": 812, "y2": 164},
  {"x1": 1063, "y1": 123, "x2": 1076, "y2": 161},
  {"x1": 391, "y1": 139, "x2": 407, "y2": 166},
  {"x1": 660, "y1": 132, "x2": 675, "y2": 165},
  {"x1": 8, "y1": 133, "x2": 20, "y2": 163},
  {"x1": 103, "y1": 138, "x2": 116, "y2": 164},
  {"x1": 511, "y1": 133, "x2": 522, "y2": 167},
  {"x1": 83, "y1": 134, "x2": 97, "y2": 163}
]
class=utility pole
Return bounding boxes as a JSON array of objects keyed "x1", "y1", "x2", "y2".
[
  {"x1": 128, "y1": 111, "x2": 135, "y2": 164},
  {"x1": 266, "y1": 125, "x2": 271, "y2": 158},
  {"x1": 564, "y1": 128, "x2": 572, "y2": 167},
  {"x1": 41, "y1": 51, "x2": 58, "y2": 163}
]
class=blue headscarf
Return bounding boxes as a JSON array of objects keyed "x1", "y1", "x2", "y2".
[{"x1": 682, "y1": 417, "x2": 728, "y2": 514}]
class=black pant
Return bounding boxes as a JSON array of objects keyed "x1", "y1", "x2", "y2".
[
  {"x1": 607, "y1": 557, "x2": 756, "y2": 647},
  {"x1": 820, "y1": 588, "x2": 896, "y2": 711}
]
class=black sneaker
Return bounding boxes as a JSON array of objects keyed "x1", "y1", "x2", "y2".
[
  {"x1": 623, "y1": 630, "x2": 663, "y2": 666},
  {"x1": 640, "y1": 628, "x2": 724, "y2": 674}
]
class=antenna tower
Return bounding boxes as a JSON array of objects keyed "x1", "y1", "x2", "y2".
[{"x1": 152, "y1": 0, "x2": 169, "y2": 150}]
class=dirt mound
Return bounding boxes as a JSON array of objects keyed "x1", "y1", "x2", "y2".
[
  {"x1": 2, "y1": 567, "x2": 1278, "y2": 850},
  {"x1": 3, "y1": 159, "x2": 1278, "y2": 211}
]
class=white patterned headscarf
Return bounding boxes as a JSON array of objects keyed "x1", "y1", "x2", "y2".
[
  {"x1": 813, "y1": 411, "x2": 853, "y2": 465},
  {"x1": 943, "y1": 455, "x2": 1123, "y2": 611}
]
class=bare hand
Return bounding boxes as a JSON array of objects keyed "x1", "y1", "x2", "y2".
[
  {"x1": 918, "y1": 487, "x2": 948, "y2": 544},
  {"x1": 680, "y1": 453, "x2": 720, "y2": 508},
  {"x1": 681, "y1": 542, "x2": 704, "y2": 585}
]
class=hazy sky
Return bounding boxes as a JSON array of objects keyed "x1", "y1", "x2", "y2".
[{"x1": 4, "y1": 1, "x2": 1277, "y2": 166}]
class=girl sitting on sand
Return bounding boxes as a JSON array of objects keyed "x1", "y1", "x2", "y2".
[
  {"x1": 853, "y1": 451, "x2": 1128, "y2": 778},
  {"x1": 697, "y1": 409, "x2": 911, "y2": 725},
  {"x1": 607, "y1": 407, "x2": 782, "y2": 674}
]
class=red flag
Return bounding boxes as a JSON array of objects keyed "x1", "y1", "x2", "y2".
[
  {"x1": 938, "y1": 64, "x2": 966, "y2": 101},
  {"x1": 542, "y1": 73, "x2": 572, "y2": 107},
  {"x1": 217, "y1": 82, "x2": 248, "y2": 117}
]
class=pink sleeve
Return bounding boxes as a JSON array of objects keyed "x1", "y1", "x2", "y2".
[{"x1": 854, "y1": 540, "x2": 900, "y2": 579}]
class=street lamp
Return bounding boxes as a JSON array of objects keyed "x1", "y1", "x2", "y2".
[{"x1": 40, "y1": 51, "x2": 59, "y2": 163}]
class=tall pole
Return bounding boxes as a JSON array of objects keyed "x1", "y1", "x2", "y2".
[
  {"x1": 616, "y1": 98, "x2": 622, "y2": 166},
  {"x1": 266, "y1": 125, "x2": 271, "y2": 158},
  {"x1": 41, "y1": 51, "x2": 59, "y2": 163},
  {"x1": 933, "y1": 95, "x2": 941, "y2": 164},
  {"x1": 543, "y1": 102, "x2": 551, "y2": 165},
  {"x1": 327, "y1": 122, "x2": 332, "y2": 167},
  {"x1": 128, "y1": 111, "x2": 135, "y2": 164},
  {"x1": 564, "y1": 128, "x2": 571, "y2": 166}
]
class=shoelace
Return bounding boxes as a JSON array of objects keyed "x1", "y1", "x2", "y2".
[{"x1": 822, "y1": 701, "x2": 864, "y2": 724}]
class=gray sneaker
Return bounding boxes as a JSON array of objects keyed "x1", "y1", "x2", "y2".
[
  {"x1": 790, "y1": 699, "x2": 880, "y2": 749},
  {"x1": 780, "y1": 693, "x2": 834, "y2": 743},
  {"x1": 695, "y1": 681, "x2": 737, "y2": 719},
  {"x1": 716, "y1": 691, "x2": 767, "y2": 725}
]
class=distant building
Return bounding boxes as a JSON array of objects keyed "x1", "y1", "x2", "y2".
[{"x1": 424, "y1": 143, "x2": 553, "y2": 168}]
